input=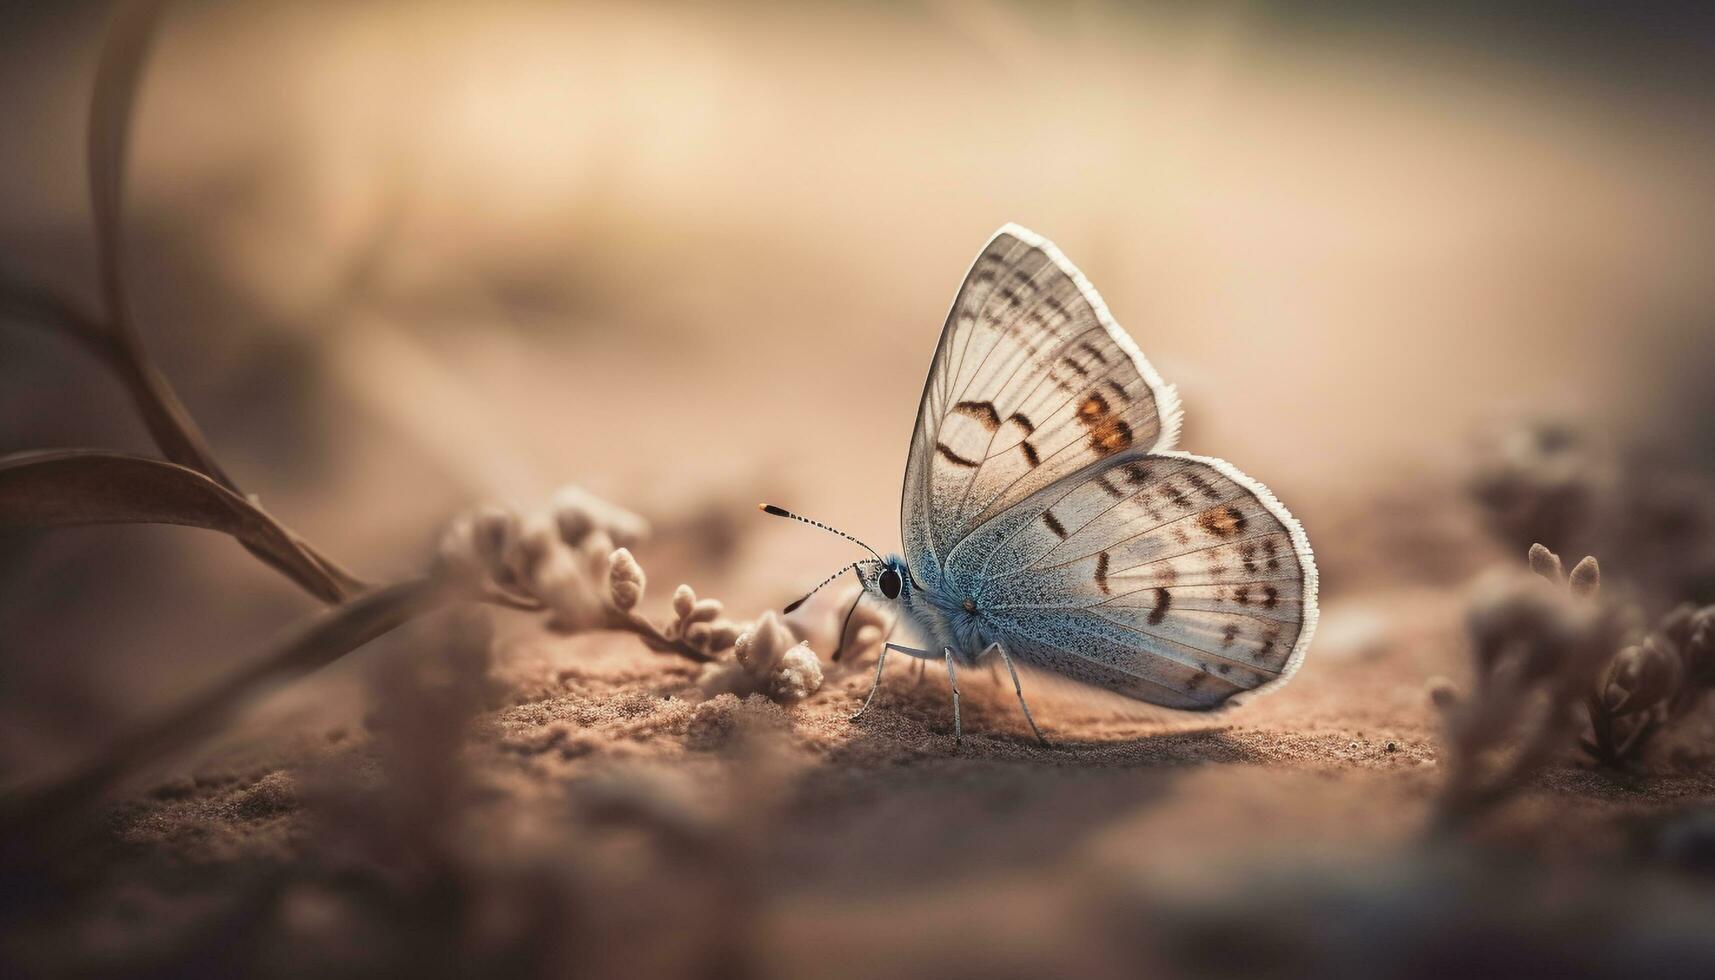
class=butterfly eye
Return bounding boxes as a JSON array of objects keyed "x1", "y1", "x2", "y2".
[{"x1": 880, "y1": 567, "x2": 902, "y2": 599}]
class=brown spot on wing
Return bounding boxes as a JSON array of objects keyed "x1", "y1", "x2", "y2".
[
  {"x1": 1197, "y1": 504, "x2": 1248, "y2": 538},
  {"x1": 1095, "y1": 474, "x2": 1125, "y2": 499},
  {"x1": 1120, "y1": 462, "x2": 1153, "y2": 488},
  {"x1": 1182, "y1": 473, "x2": 1220, "y2": 502},
  {"x1": 1221, "y1": 623, "x2": 1239, "y2": 648},
  {"x1": 1077, "y1": 392, "x2": 1110, "y2": 422},
  {"x1": 1148, "y1": 587, "x2": 1172, "y2": 625},
  {"x1": 1007, "y1": 412, "x2": 1035, "y2": 434},
  {"x1": 1257, "y1": 628, "x2": 1280, "y2": 661},
  {"x1": 953, "y1": 401, "x2": 1001, "y2": 430},
  {"x1": 936, "y1": 443, "x2": 980, "y2": 468},
  {"x1": 1087, "y1": 417, "x2": 1133, "y2": 457},
  {"x1": 1262, "y1": 586, "x2": 1279, "y2": 609},
  {"x1": 1076, "y1": 340, "x2": 1110, "y2": 365},
  {"x1": 1060, "y1": 356, "x2": 1091, "y2": 378},
  {"x1": 1019, "y1": 441, "x2": 1041, "y2": 467},
  {"x1": 1095, "y1": 552, "x2": 1111, "y2": 594},
  {"x1": 1042, "y1": 511, "x2": 1068, "y2": 539}
]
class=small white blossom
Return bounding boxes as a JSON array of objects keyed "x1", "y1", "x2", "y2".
[
  {"x1": 608, "y1": 548, "x2": 646, "y2": 611},
  {"x1": 768, "y1": 642, "x2": 823, "y2": 701}
]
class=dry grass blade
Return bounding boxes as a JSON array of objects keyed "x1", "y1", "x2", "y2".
[
  {"x1": 84, "y1": 0, "x2": 235, "y2": 487},
  {"x1": 0, "y1": 577, "x2": 448, "y2": 859},
  {"x1": 0, "y1": 449, "x2": 360, "y2": 603},
  {"x1": 88, "y1": 0, "x2": 167, "y2": 327}
]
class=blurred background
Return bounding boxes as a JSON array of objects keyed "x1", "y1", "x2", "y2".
[
  {"x1": 3, "y1": 3, "x2": 1715, "y2": 974},
  {"x1": 3, "y1": 2, "x2": 1715, "y2": 974}
]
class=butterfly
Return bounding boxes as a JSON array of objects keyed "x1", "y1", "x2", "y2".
[{"x1": 764, "y1": 224, "x2": 1317, "y2": 745}]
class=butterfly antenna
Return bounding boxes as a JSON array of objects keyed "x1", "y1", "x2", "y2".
[
  {"x1": 757, "y1": 504, "x2": 883, "y2": 561},
  {"x1": 832, "y1": 566, "x2": 870, "y2": 661},
  {"x1": 782, "y1": 560, "x2": 874, "y2": 614}
]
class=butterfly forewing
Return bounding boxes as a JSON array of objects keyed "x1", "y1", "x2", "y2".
[{"x1": 902, "y1": 225, "x2": 1182, "y2": 588}]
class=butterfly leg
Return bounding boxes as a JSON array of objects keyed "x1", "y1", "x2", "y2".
[
  {"x1": 991, "y1": 642, "x2": 1050, "y2": 747},
  {"x1": 851, "y1": 642, "x2": 932, "y2": 722},
  {"x1": 944, "y1": 647, "x2": 963, "y2": 746}
]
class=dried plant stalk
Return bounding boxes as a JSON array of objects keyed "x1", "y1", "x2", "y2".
[
  {"x1": 85, "y1": 0, "x2": 239, "y2": 488},
  {"x1": 0, "y1": 0, "x2": 364, "y2": 603},
  {"x1": 0, "y1": 450, "x2": 361, "y2": 602}
]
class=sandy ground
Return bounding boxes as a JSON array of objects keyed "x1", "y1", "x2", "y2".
[{"x1": 7, "y1": 538, "x2": 1711, "y2": 978}]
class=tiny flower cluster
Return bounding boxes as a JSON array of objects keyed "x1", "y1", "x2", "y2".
[
  {"x1": 436, "y1": 489, "x2": 644, "y2": 633},
  {"x1": 733, "y1": 611, "x2": 824, "y2": 701},
  {"x1": 666, "y1": 583, "x2": 743, "y2": 660},
  {"x1": 693, "y1": 609, "x2": 828, "y2": 704},
  {"x1": 1431, "y1": 544, "x2": 1628, "y2": 830},
  {"x1": 1436, "y1": 540, "x2": 1715, "y2": 830},
  {"x1": 1586, "y1": 592, "x2": 1715, "y2": 767},
  {"x1": 435, "y1": 487, "x2": 827, "y2": 703}
]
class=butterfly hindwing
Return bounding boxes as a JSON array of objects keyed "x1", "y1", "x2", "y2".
[
  {"x1": 955, "y1": 450, "x2": 1317, "y2": 710},
  {"x1": 902, "y1": 225, "x2": 1182, "y2": 590}
]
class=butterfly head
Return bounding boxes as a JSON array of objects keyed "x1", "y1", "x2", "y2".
[{"x1": 864, "y1": 555, "x2": 910, "y2": 603}]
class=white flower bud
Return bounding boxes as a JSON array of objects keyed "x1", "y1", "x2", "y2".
[
  {"x1": 1569, "y1": 555, "x2": 1600, "y2": 599},
  {"x1": 608, "y1": 548, "x2": 646, "y2": 611},
  {"x1": 672, "y1": 585, "x2": 696, "y2": 620},
  {"x1": 1527, "y1": 543, "x2": 1564, "y2": 583},
  {"x1": 769, "y1": 642, "x2": 823, "y2": 701},
  {"x1": 734, "y1": 611, "x2": 796, "y2": 674},
  {"x1": 686, "y1": 598, "x2": 723, "y2": 626}
]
